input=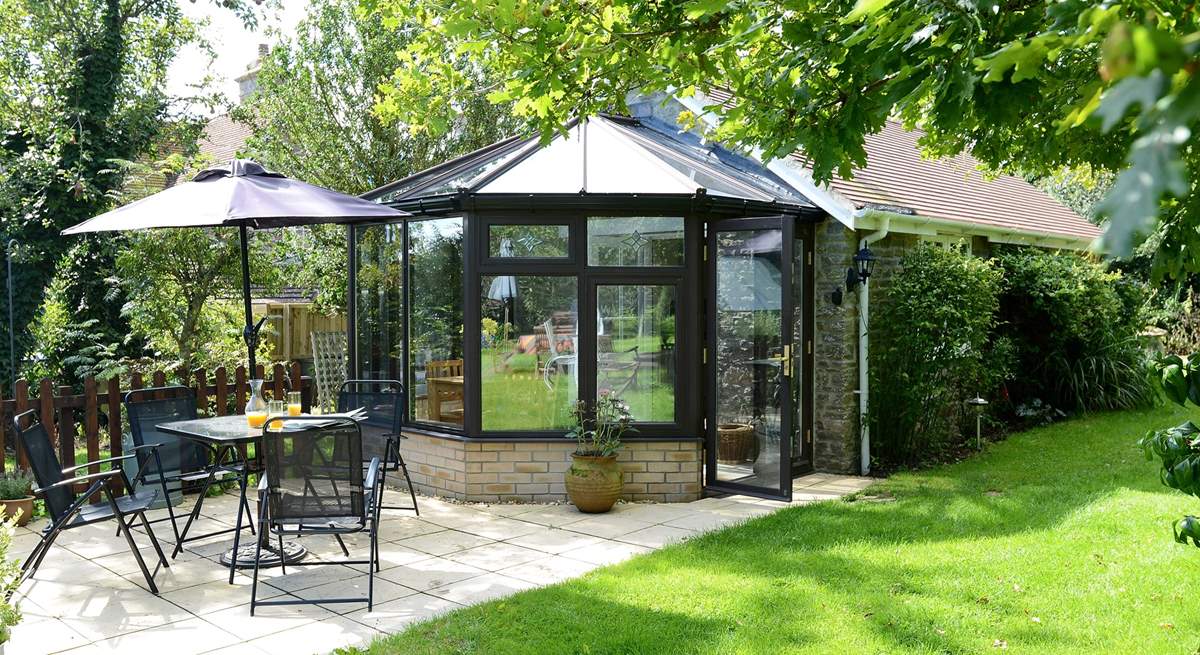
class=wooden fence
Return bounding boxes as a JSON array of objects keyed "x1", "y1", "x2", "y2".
[{"x1": 0, "y1": 362, "x2": 313, "y2": 485}]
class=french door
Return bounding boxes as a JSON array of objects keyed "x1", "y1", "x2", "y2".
[{"x1": 705, "y1": 217, "x2": 812, "y2": 500}]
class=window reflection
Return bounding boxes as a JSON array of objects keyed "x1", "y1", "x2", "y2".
[
  {"x1": 409, "y1": 218, "x2": 465, "y2": 427},
  {"x1": 480, "y1": 276, "x2": 577, "y2": 431},
  {"x1": 596, "y1": 285, "x2": 676, "y2": 423},
  {"x1": 354, "y1": 224, "x2": 403, "y2": 389}
]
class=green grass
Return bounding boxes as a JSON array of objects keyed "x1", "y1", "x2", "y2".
[{"x1": 358, "y1": 404, "x2": 1200, "y2": 654}]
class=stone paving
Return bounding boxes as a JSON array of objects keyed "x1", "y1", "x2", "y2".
[{"x1": 6, "y1": 473, "x2": 872, "y2": 655}]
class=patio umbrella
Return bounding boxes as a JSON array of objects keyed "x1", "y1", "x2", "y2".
[
  {"x1": 486, "y1": 239, "x2": 519, "y2": 345},
  {"x1": 62, "y1": 159, "x2": 406, "y2": 373}
]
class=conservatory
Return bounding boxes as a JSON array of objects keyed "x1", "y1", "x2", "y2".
[{"x1": 350, "y1": 108, "x2": 821, "y2": 503}]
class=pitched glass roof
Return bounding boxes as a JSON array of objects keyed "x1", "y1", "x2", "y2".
[{"x1": 365, "y1": 115, "x2": 813, "y2": 208}]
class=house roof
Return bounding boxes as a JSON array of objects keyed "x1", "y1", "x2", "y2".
[
  {"x1": 694, "y1": 89, "x2": 1101, "y2": 247},
  {"x1": 364, "y1": 114, "x2": 815, "y2": 212},
  {"x1": 196, "y1": 114, "x2": 252, "y2": 165}
]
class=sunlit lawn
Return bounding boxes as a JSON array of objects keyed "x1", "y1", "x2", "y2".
[{"x1": 359, "y1": 403, "x2": 1200, "y2": 654}]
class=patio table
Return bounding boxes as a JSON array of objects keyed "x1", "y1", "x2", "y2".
[{"x1": 157, "y1": 415, "x2": 307, "y2": 575}]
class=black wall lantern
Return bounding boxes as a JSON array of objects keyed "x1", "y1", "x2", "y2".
[{"x1": 845, "y1": 246, "x2": 877, "y2": 291}]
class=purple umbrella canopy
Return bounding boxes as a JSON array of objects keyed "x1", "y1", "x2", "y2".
[
  {"x1": 61, "y1": 159, "x2": 408, "y2": 373},
  {"x1": 63, "y1": 160, "x2": 403, "y2": 234}
]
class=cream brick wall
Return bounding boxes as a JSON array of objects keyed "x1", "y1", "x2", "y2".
[{"x1": 397, "y1": 432, "x2": 702, "y2": 503}]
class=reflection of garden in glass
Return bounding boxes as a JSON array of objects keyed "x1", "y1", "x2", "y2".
[
  {"x1": 597, "y1": 285, "x2": 676, "y2": 423},
  {"x1": 410, "y1": 218, "x2": 464, "y2": 426},
  {"x1": 488, "y1": 224, "x2": 570, "y2": 258},
  {"x1": 354, "y1": 224, "x2": 403, "y2": 381},
  {"x1": 480, "y1": 275, "x2": 577, "y2": 431}
]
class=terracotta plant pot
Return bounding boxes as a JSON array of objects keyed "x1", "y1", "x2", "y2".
[
  {"x1": 717, "y1": 423, "x2": 755, "y2": 464},
  {"x1": 0, "y1": 497, "x2": 34, "y2": 527},
  {"x1": 565, "y1": 453, "x2": 623, "y2": 513}
]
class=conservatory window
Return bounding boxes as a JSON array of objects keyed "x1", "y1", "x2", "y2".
[
  {"x1": 596, "y1": 284, "x2": 677, "y2": 423},
  {"x1": 408, "y1": 217, "x2": 465, "y2": 427},
  {"x1": 480, "y1": 275, "x2": 578, "y2": 431},
  {"x1": 487, "y1": 224, "x2": 571, "y2": 259},
  {"x1": 354, "y1": 224, "x2": 404, "y2": 385},
  {"x1": 587, "y1": 216, "x2": 685, "y2": 267}
]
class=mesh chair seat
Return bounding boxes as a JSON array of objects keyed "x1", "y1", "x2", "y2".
[{"x1": 71, "y1": 487, "x2": 162, "y2": 528}]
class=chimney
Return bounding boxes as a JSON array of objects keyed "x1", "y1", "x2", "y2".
[{"x1": 235, "y1": 43, "x2": 268, "y2": 104}]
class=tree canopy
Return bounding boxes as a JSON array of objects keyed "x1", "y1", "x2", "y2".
[{"x1": 367, "y1": 0, "x2": 1199, "y2": 275}]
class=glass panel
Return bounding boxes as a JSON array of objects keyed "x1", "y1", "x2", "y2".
[
  {"x1": 488, "y1": 224, "x2": 570, "y2": 258},
  {"x1": 480, "y1": 276, "x2": 577, "y2": 431},
  {"x1": 587, "y1": 216, "x2": 685, "y2": 266},
  {"x1": 714, "y1": 228, "x2": 784, "y2": 489},
  {"x1": 409, "y1": 218, "x2": 465, "y2": 427},
  {"x1": 354, "y1": 224, "x2": 404, "y2": 392},
  {"x1": 596, "y1": 285, "x2": 676, "y2": 422},
  {"x1": 791, "y1": 236, "x2": 806, "y2": 467}
]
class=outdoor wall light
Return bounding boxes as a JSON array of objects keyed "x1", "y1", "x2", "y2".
[{"x1": 845, "y1": 246, "x2": 877, "y2": 291}]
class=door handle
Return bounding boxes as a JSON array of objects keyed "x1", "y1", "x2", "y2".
[{"x1": 780, "y1": 345, "x2": 792, "y2": 377}]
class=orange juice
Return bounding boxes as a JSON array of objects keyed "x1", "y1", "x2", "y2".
[
  {"x1": 287, "y1": 403, "x2": 302, "y2": 416},
  {"x1": 246, "y1": 412, "x2": 268, "y2": 428}
]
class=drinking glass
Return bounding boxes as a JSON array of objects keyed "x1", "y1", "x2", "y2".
[
  {"x1": 287, "y1": 391, "x2": 302, "y2": 416},
  {"x1": 267, "y1": 400, "x2": 287, "y2": 431}
]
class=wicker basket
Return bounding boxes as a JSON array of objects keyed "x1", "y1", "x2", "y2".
[{"x1": 717, "y1": 423, "x2": 755, "y2": 464}]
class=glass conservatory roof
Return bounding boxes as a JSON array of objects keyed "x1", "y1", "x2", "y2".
[{"x1": 366, "y1": 115, "x2": 814, "y2": 208}]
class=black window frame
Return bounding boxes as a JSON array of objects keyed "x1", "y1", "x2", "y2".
[{"x1": 350, "y1": 209, "x2": 702, "y2": 440}]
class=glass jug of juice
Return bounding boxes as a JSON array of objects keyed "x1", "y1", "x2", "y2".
[{"x1": 246, "y1": 379, "x2": 269, "y2": 428}]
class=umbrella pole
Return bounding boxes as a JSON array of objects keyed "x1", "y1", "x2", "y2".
[{"x1": 240, "y1": 225, "x2": 257, "y2": 375}]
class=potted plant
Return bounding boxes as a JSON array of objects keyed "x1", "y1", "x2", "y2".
[
  {"x1": 0, "y1": 473, "x2": 33, "y2": 528},
  {"x1": 565, "y1": 394, "x2": 633, "y2": 513}
]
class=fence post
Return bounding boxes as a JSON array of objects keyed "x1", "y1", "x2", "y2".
[
  {"x1": 271, "y1": 363, "x2": 286, "y2": 400},
  {"x1": 215, "y1": 367, "x2": 228, "y2": 416},
  {"x1": 152, "y1": 371, "x2": 166, "y2": 398},
  {"x1": 38, "y1": 379, "x2": 54, "y2": 452},
  {"x1": 56, "y1": 384, "x2": 73, "y2": 469},
  {"x1": 195, "y1": 368, "x2": 208, "y2": 415},
  {"x1": 235, "y1": 366, "x2": 247, "y2": 414},
  {"x1": 107, "y1": 376, "x2": 122, "y2": 494},
  {"x1": 84, "y1": 377, "x2": 100, "y2": 501},
  {"x1": 14, "y1": 379, "x2": 28, "y2": 470}
]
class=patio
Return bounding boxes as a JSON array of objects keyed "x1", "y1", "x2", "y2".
[{"x1": 5, "y1": 474, "x2": 870, "y2": 655}]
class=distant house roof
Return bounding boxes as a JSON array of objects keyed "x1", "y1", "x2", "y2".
[
  {"x1": 688, "y1": 90, "x2": 1101, "y2": 248},
  {"x1": 196, "y1": 114, "x2": 252, "y2": 166}
]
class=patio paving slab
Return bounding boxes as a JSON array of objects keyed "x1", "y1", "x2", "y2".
[{"x1": 6, "y1": 472, "x2": 872, "y2": 654}]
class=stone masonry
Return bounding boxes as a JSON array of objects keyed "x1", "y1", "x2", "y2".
[
  {"x1": 397, "y1": 431, "x2": 703, "y2": 503},
  {"x1": 812, "y1": 220, "x2": 861, "y2": 473}
]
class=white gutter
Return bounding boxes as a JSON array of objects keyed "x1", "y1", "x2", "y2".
[{"x1": 857, "y1": 216, "x2": 890, "y2": 476}]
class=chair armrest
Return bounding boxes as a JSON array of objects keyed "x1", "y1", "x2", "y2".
[
  {"x1": 60, "y1": 443, "x2": 161, "y2": 475},
  {"x1": 33, "y1": 469, "x2": 122, "y2": 494},
  {"x1": 364, "y1": 457, "x2": 381, "y2": 493}
]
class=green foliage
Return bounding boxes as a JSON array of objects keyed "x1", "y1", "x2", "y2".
[
  {"x1": 869, "y1": 245, "x2": 1005, "y2": 467},
  {"x1": 0, "y1": 0, "x2": 248, "y2": 385},
  {"x1": 116, "y1": 227, "x2": 278, "y2": 373},
  {"x1": 994, "y1": 248, "x2": 1154, "y2": 413},
  {"x1": 235, "y1": 0, "x2": 516, "y2": 316},
  {"x1": 0, "y1": 515, "x2": 20, "y2": 643},
  {"x1": 566, "y1": 395, "x2": 634, "y2": 457},
  {"x1": 1140, "y1": 357, "x2": 1200, "y2": 544},
  {"x1": 368, "y1": 0, "x2": 1200, "y2": 277},
  {"x1": 0, "y1": 472, "x2": 30, "y2": 501}
]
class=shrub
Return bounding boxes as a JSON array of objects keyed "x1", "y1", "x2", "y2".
[
  {"x1": 869, "y1": 245, "x2": 1006, "y2": 468},
  {"x1": 0, "y1": 473, "x2": 31, "y2": 501},
  {"x1": 993, "y1": 248, "x2": 1155, "y2": 414}
]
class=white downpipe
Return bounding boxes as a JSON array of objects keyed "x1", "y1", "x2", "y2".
[{"x1": 858, "y1": 217, "x2": 890, "y2": 475}]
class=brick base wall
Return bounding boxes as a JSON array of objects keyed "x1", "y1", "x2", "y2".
[{"x1": 397, "y1": 432, "x2": 702, "y2": 503}]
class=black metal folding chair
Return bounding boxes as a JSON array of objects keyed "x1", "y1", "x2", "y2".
[
  {"x1": 124, "y1": 386, "x2": 255, "y2": 558},
  {"x1": 11, "y1": 409, "x2": 170, "y2": 596},
  {"x1": 250, "y1": 416, "x2": 381, "y2": 614},
  {"x1": 338, "y1": 379, "x2": 418, "y2": 515}
]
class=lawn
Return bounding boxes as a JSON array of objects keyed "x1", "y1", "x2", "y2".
[{"x1": 358, "y1": 403, "x2": 1200, "y2": 654}]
